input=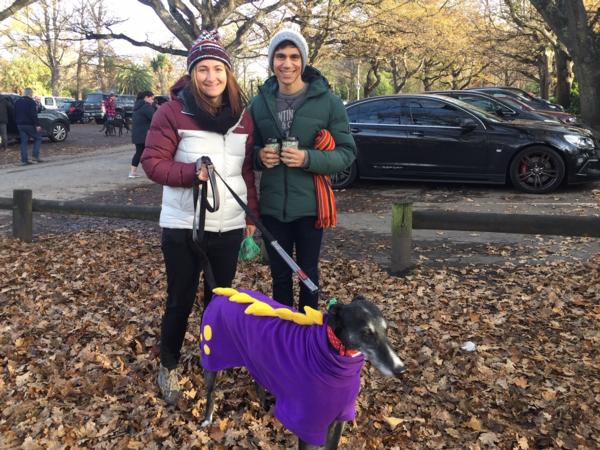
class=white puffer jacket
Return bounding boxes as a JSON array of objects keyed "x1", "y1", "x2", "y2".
[
  {"x1": 141, "y1": 92, "x2": 258, "y2": 232},
  {"x1": 161, "y1": 122, "x2": 248, "y2": 231}
]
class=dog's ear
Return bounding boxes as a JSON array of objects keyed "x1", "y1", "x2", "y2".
[{"x1": 327, "y1": 301, "x2": 342, "y2": 328}]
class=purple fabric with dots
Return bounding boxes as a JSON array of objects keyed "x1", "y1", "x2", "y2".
[{"x1": 200, "y1": 289, "x2": 365, "y2": 445}]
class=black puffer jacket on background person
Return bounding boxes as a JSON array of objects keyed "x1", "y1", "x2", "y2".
[
  {"x1": 0, "y1": 95, "x2": 13, "y2": 124},
  {"x1": 131, "y1": 99, "x2": 156, "y2": 145}
]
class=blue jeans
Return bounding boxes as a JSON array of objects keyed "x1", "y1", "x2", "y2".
[
  {"x1": 262, "y1": 215, "x2": 323, "y2": 311},
  {"x1": 17, "y1": 125, "x2": 42, "y2": 162}
]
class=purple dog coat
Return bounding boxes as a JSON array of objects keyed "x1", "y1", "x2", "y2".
[{"x1": 200, "y1": 288, "x2": 365, "y2": 445}]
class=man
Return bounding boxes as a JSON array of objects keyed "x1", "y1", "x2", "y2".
[
  {"x1": 250, "y1": 29, "x2": 356, "y2": 311},
  {"x1": 14, "y1": 88, "x2": 42, "y2": 165},
  {"x1": 0, "y1": 94, "x2": 13, "y2": 151}
]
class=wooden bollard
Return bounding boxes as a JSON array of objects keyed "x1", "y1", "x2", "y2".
[
  {"x1": 13, "y1": 189, "x2": 33, "y2": 243},
  {"x1": 391, "y1": 202, "x2": 413, "y2": 275}
]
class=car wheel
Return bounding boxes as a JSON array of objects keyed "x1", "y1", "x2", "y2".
[
  {"x1": 49, "y1": 122, "x2": 68, "y2": 142},
  {"x1": 509, "y1": 146, "x2": 565, "y2": 194},
  {"x1": 331, "y1": 162, "x2": 358, "y2": 189}
]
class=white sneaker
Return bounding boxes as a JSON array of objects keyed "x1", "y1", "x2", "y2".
[{"x1": 128, "y1": 173, "x2": 140, "y2": 178}]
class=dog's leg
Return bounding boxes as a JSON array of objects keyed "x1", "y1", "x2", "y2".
[
  {"x1": 255, "y1": 382, "x2": 268, "y2": 410},
  {"x1": 201, "y1": 370, "x2": 218, "y2": 427},
  {"x1": 324, "y1": 420, "x2": 345, "y2": 450},
  {"x1": 298, "y1": 440, "x2": 320, "y2": 450}
]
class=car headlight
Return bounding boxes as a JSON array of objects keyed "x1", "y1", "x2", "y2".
[{"x1": 563, "y1": 134, "x2": 595, "y2": 149}]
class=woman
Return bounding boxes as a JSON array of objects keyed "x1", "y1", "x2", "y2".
[
  {"x1": 129, "y1": 90, "x2": 155, "y2": 178},
  {"x1": 141, "y1": 30, "x2": 258, "y2": 405}
]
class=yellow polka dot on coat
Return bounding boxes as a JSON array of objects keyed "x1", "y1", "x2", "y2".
[
  {"x1": 203, "y1": 325, "x2": 212, "y2": 341},
  {"x1": 203, "y1": 344, "x2": 211, "y2": 355}
]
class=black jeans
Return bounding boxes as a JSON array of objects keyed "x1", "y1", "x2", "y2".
[
  {"x1": 160, "y1": 227, "x2": 243, "y2": 369},
  {"x1": 131, "y1": 143, "x2": 144, "y2": 167},
  {"x1": 262, "y1": 215, "x2": 323, "y2": 311}
]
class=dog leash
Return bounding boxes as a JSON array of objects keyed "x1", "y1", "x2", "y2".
[
  {"x1": 191, "y1": 156, "x2": 220, "y2": 293},
  {"x1": 196, "y1": 156, "x2": 319, "y2": 296}
]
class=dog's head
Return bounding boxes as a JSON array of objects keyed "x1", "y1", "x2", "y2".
[{"x1": 328, "y1": 295, "x2": 406, "y2": 377}]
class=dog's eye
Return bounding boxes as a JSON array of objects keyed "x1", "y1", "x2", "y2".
[{"x1": 361, "y1": 329, "x2": 375, "y2": 341}]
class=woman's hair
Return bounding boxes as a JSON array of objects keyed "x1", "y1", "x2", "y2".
[
  {"x1": 136, "y1": 90, "x2": 154, "y2": 100},
  {"x1": 189, "y1": 64, "x2": 247, "y2": 117}
]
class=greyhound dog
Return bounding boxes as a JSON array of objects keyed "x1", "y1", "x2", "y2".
[{"x1": 199, "y1": 288, "x2": 406, "y2": 449}]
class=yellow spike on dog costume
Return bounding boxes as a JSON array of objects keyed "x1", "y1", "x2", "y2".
[
  {"x1": 303, "y1": 306, "x2": 324, "y2": 326},
  {"x1": 244, "y1": 301, "x2": 276, "y2": 316},
  {"x1": 230, "y1": 292, "x2": 255, "y2": 303},
  {"x1": 213, "y1": 287, "x2": 239, "y2": 297},
  {"x1": 214, "y1": 286, "x2": 324, "y2": 326}
]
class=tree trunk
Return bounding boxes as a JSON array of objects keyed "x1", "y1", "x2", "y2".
[
  {"x1": 572, "y1": 61, "x2": 600, "y2": 133},
  {"x1": 554, "y1": 46, "x2": 572, "y2": 109},
  {"x1": 538, "y1": 46, "x2": 553, "y2": 99}
]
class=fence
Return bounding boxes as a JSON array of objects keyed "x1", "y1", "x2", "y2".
[{"x1": 1, "y1": 190, "x2": 599, "y2": 273}]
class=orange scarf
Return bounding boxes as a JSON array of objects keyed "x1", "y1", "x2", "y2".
[{"x1": 313, "y1": 129, "x2": 336, "y2": 229}]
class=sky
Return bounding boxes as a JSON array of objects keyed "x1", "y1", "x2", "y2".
[{"x1": 100, "y1": 0, "x2": 177, "y2": 58}]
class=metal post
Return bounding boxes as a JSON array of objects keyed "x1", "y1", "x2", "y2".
[
  {"x1": 13, "y1": 189, "x2": 33, "y2": 242},
  {"x1": 391, "y1": 202, "x2": 413, "y2": 275}
]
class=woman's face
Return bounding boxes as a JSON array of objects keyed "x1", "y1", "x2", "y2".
[
  {"x1": 144, "y1": 95, "x2": 154, "y2": 104},
  {"x1": 193, "y1": 59, "x2": 227, "y2": 103}
]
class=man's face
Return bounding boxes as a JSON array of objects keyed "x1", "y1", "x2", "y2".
[{"x1": 272, "y1": 44, "x2": 303, "y2": 90}]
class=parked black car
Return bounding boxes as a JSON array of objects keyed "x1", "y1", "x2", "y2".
[
  {"x1": 429, "y1": 90, "x2": 562, "y2": 124},
  {"x1": 465, "y1": 87, "x2": 564, "y2": 112},
  {"x1": 83, "y1": 92, "x2": 108, "y2": 124},
  {"x1": 333, "y1": 94, "x2": 600, "y2": 194},
  {"x1": 116, "y1": 95, "x2": 135, "y2": 119},
  {"x1": 4, "y1": 94, "x2": 70, "y2": 143},
  {"x1": 61, "y1": 100, "x2": 85, "y2": 124}
]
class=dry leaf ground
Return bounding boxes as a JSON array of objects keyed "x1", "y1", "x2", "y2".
[{"x1": 1, "y1": 228, "x2": 599, "y2": 449}]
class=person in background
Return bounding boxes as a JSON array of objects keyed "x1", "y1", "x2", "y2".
[
  {"x1": 103, "y1": 92, "x2": 117, "y2": 123},
  {"x1": 0, "y1": 94, "x2": 13, "y2": 151},
  {"x1": 141, "y1": 30, "x2": 258, "y2": 405},
  {"x1": 250, "y1": 29, "x2": 356, "y2": 312},
  {"x1": 129, "y1": 90, "x2": 155, "y2": 178},
  {"x1": 14, "y1": 88, "x2": 43, "y2": 165}
]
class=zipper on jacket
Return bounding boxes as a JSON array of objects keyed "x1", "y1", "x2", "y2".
[{"x1": 283, "y1": 166, "x2": 288, "y2": 220}]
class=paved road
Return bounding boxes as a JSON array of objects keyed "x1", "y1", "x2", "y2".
[
  {"x1": 0, "y1": 144, "x2": 150, "y2": 200},
  {"x1": 1, "y1": 143, "x2": 598, "y2": 266}
]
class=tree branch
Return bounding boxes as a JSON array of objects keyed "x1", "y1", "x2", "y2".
[
  {"x1": 0, "y1": 0, "x2": 36, "y2": 22},
  {"x1": 84, "y1": 31, "x2": 187, "y2": 56}
]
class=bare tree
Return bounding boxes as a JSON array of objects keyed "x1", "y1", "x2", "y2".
[
  {"x1": 0, "y1": 0, "x2": 36, "y2": 22},
  {"x1": 5, "y1": 0, "x2": 71, "y2": 95},
  {"x1": 81, "y1": 0, "x2": 291, "y2": 56}
]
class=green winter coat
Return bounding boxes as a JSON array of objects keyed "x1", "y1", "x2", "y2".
[{"x1": 250, "y1": 66, "x2": 356, "y2": 222}]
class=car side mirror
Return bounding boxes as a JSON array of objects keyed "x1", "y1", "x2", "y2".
[
  {"x1": 459, "y1": 118, "x2": 477, "y2": 131},
  {"x1": 496, "y1": 108, "x2": 515, "y2": 117}
]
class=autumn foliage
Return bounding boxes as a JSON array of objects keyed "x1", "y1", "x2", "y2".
[{"x1": 1, "y1": 228, "x2": 599, "y2": 449}]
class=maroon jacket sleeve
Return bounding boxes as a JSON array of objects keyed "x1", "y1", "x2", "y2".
[
  {"x1": 141, "y1": 102, "x2": 196, "y2": 187},
  {"x1": 241, "y1": 111, "x2": 259, "y2": 225}
]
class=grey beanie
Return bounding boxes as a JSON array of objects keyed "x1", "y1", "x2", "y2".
[{"x1": 268, "y1": 29, "x2": 308, "y2": 74}]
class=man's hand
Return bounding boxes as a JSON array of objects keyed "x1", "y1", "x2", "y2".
[
  {"x1": 260, "y1": 147, "x2": 281, "y2": 169},
  {"x1": 281, "y1": 147, "x2": 306, "y2": 168}
]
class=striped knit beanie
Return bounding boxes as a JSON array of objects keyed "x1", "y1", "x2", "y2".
[{"x1": 187, "y1": 30, "x2": 231, "y2": 74}]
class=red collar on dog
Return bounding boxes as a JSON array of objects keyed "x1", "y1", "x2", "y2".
[{"x1": 326, "y1": 325, "x2": 360, "y2": 357}]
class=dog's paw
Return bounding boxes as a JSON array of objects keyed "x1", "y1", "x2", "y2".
[{"x1": 200, "y1": 418, "x2": 212, "y2": 428}]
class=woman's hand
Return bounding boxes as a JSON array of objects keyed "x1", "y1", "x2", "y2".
[
  {"x1": 260, "y1": 147, "x2": 281, "y2": 169},
  {"x1": 245, "y1": 225, "x2": 256, "y2": 237},
  {"x1": 197, "y1": 164, "x2": 208, "y2": 181}
]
